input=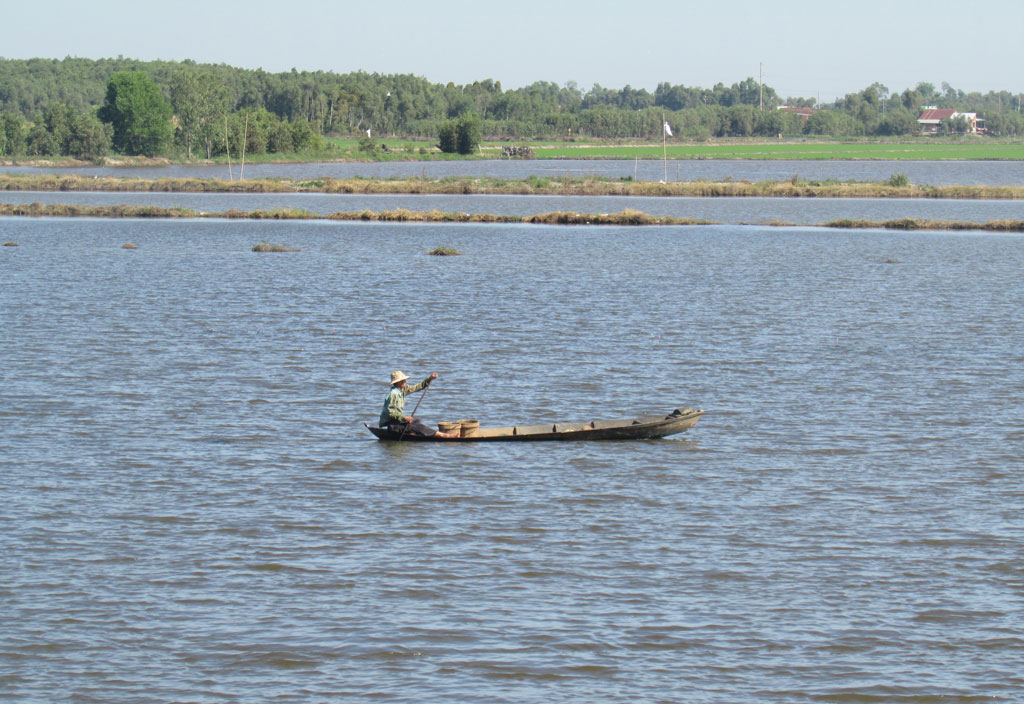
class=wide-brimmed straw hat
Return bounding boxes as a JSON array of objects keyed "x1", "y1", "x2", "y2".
[{"x1": 390, "y1": 370, "x2": 410, "y2": 385}]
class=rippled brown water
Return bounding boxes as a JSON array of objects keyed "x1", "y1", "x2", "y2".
[{"x1": 2, "y1": 216, "x2": 1022, "y2": 702}]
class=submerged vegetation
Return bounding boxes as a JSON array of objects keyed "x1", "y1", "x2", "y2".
[
  {"x1": 428, "y1": 246, "x2": 463, "y2": 256},
  {"x1": 252, "y1": 242, "x2": 299, "y2": 252}
]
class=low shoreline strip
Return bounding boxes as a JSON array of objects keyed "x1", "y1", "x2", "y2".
[
  {"x1": 2, "y1": 174, "x2": 1024, "y2": 200},
  {"x1": 2, "y1": 202, "x2": 1023, "y2": 232}
]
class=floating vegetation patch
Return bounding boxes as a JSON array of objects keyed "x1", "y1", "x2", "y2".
[
  {"x1": 3, "y1": 241, "x2": 18, "y2": 246},
  {"x1": 252, "y1": 243, "x2": 299, "y2": 252},
  {"x1": 428, "y1": 246, "x2": 462, "y2": 256},
  {"x1": 526, "y1": 210, "x2": 708, "y2": 226},
  {"x1": 122, "y1": 242, "x2": 138, "y2": 249}
]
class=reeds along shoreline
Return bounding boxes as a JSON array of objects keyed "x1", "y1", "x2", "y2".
[
  {"x1": 822, "y1": 218, "x2": 1024, "y2": 232},
  {"x1": 0, "y1": 202, "x2": 704, "y2": 226},
  {"x1": 2, "y1": 202, "x2": 1023, "y2": 232},
  {"x1": 1, "y1": 173, "x2": 1023, "y2": 200}
]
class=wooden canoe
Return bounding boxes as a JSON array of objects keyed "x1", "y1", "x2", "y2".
[{"x1": 365, "y1": 408, "x2": 703, "y2": 442}]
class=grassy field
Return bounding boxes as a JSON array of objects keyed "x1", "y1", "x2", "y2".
[
  {"x1": 501, "y1": 140, "x2": 1024, "y2": 161},
  {"x1": 4, "y1": 138, "x2": 1022, "y2": 167},
  {"x1": 323, "y1": 137, "x2": 1024, "y2": 161}
]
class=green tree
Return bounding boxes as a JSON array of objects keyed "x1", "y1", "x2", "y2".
[
  {"x1": 943, "y1": 114, "x2": 971, "y2": 136},
  {"x1": 26, "y1": 122, "x2": 57, "y2": 156},
  {"x1": 438, "y1": 119, "x2": 457, "y2": 153},
  {"x1": 875, "y1": 107, "x2": 918, "y2": 136},
  {"x1": 170, "y1": 69, "x2": 229, "y2": 159},
  {"x1": 455, "y1": 112, "x2": 482, "y2": 154},
  {"x1": 984, "y1": 111, "x2": 1024, "y2": 137},
  {"x1": 98, "y1": 71, "x2": 173, "y2": 156},
  {"x1": 267, "y1": 120, "x2": 294, "y2": 153},
  {"x1": 804, "y1": 110, "x2": 864, "y2": 137},
  {"x1": 0, "y1": 113, "x2": 28, "y2": 156},
  {"x1": 43, "y1": 103, "x2": 74, "y2": 152},
  {"x1": 915, "y1": 82, "x2": 938, "y2": 103},
  {"x1": 289, "y1": 120, "x2": 321, "y2": 152},
  {"x1": 66, "y1": 111, "x2": 112, "y2": 159}
]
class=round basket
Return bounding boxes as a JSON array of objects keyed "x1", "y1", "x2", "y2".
[
  {"x1": 458, "y1": 419, "x2": 480, "y2": 437},
  {"x1": 438, "y1": 421, "x2": 462, "y2": 435}
]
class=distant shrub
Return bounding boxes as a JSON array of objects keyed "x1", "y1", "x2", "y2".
[
  {"x1": 438, "y1": 121, "x2": 457, "y2": 153},
  {"x1": 887, "y1": 172, "x2": 910, "y2": 187}
]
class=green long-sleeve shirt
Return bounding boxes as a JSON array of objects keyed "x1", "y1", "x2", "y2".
[{"x1": 379, "y1": 377, "x2": 432, "y2": 426}]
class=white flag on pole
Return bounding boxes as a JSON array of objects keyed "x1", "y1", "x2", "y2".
[{"x1": 663, "y1": 121, "x2": 673, "y2": 137}]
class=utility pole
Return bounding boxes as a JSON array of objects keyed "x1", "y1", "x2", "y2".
[{"x1": 759, "y1": 62, "x2": 764, "y2": 111}]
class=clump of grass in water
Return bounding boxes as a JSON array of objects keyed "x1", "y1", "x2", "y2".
[
  {"x1": 428, "y1": 246, "x2": 462, "y2": 256},
  {"x1": 252, "y1": 243, "x2": 299, "y2": 252},
  {"x1": 3, "y1": 241, "x2": 18, "y2": 246},
  {"x1": 122, "y1": 242, "x2": 137, "y2": 249}
]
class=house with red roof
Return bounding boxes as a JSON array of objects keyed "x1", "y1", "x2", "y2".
[
  {"x1": 917, "y1": 107, "x2": 984, "y2": 135},
  {"x1": 778, "y1": 106, "x2": 817, "y2": 123}
]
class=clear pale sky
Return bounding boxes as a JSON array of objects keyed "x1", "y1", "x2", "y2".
[{"x1": 3, "y1": 0, "x2": 1021, "y2": 102}]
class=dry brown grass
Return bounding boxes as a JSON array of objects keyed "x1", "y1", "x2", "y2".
[
  {"x1": 2, "y1": 202, "x2": 1021, "y2": 232},
  {"x1": 4, "y1": 173, "x2": 1024, "y2": 200},
  {"x1": 824, "y1": 218, "x2": 1024, "y2": 231}
]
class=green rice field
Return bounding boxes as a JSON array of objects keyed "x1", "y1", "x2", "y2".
[
  {"x1": 519, "y1": 141, "x2": 1024, "y2": 161},
  {"x1": 323, "y1": 137, "x2": 1024, "y2": 161}
]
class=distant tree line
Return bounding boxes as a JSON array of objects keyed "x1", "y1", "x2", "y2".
[{"x1": 1, "y1": 57, "x2": 1022, "y2": 159}]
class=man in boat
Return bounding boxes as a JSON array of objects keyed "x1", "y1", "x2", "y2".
[{"x1": 379, "y1": 370, "x2": 458, "y2": 438}]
